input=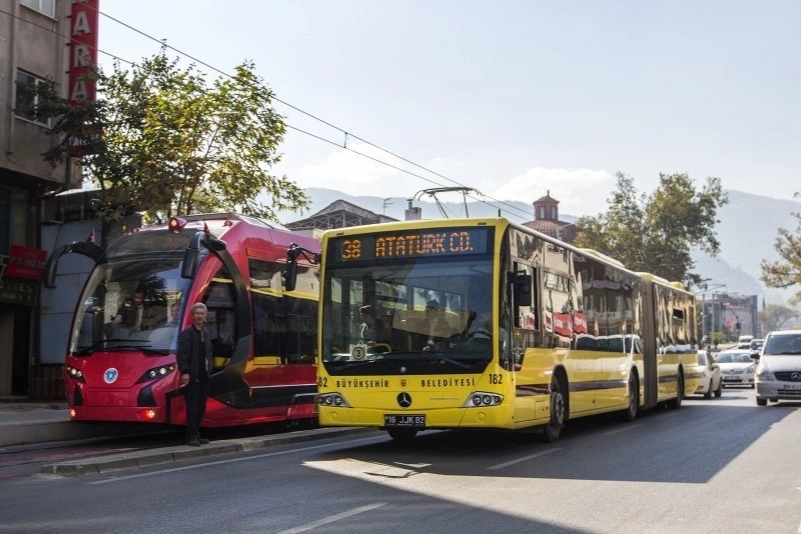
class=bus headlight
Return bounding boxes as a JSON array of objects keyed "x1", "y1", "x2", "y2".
[
  {"x1": 318, "y1": 392, "x2": 350, "y2": 408},
  {"x1": 463, "y1": 391, "x2": 503, "y2": 407}
]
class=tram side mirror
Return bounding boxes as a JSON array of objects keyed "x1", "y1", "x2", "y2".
[
  {"x1": 181, "y1": 248, "x2": 201, "y2": 279},
  {"x1": 514, "y1": 272, "x2": 532, "y2": 307}
]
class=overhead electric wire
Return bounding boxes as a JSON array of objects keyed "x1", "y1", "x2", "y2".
[
  {"x1": 96, "y1": 9, "x2": 536, "y2": 222},
  {"x1": 6, "y1": 5, "x2": 536, "y2": 222}
]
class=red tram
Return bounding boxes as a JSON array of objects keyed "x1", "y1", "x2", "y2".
[{"x1": 45, "y1": 213, "x2": 320, "y2": 427}]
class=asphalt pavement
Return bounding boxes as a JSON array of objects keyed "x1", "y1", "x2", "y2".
[{"x1": 0, "y1": 399, "x2": 373, "y2": 476}]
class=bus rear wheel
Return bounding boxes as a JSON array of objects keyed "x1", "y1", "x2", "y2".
[
  {"x1": 667, "y1": 372, "x2": 684, "y2": 409},
  {"x1": 542, "y1": 376, "x2": 566, "y2": 442},
  {"x1": 622, "y1": 373, "x2": 639, "y2": 422},
  {"x1": 387, "y1": 428, "x2": 418, "y2": 442}
]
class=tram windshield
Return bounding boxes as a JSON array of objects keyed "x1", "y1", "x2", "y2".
[{"x1": 69, "y1": 257, "x2": 191, "y2": 355}]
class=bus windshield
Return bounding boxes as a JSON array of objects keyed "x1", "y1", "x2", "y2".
[
  {"x1": 69, "y1": 256, "x2": 191, "y2": 355},
  {"x1": 321, "y1": 256, "x2": 495, "y2": 373}
]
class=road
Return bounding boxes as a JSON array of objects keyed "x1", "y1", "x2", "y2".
[{"x1": 1, "y1": 387, "x2": 799, "y2": 534}]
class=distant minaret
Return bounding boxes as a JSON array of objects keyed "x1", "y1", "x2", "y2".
[{"x1": 533, "y1": 190, "x2": 559, "y2": 221}]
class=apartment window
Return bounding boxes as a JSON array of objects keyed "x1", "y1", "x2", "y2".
[
  {"x1": 15, "y1": 71, "x2": 49, "y2": 126},
  {"x1": 20, "y1": 0, "x2": 56, "y2": 17}
]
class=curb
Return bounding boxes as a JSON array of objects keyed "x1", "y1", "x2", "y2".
[
  {"x1": 0, "y1": 420, "x2": 153, "y2": 448},
  {"x1": 40, "y1": 426, "x2": 378, "y2": 476}
]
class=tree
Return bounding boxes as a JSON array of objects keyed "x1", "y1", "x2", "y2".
[
  {"x1": 572, "y1": 172, "x2": 728, "y2": 288},
  {"x1": 32, "y1": 50, "x2": 309, "y2": 243},
  {"x1": 759, "y1": 303, "x2": 800, "y2": 332},
  {"x1": 761, "y1": 196, "x2": 801, "y2": 301}
]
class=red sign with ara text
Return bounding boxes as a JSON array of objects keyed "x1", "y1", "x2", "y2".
[{"x1": 5, "y1": 245, "x2": 47, "y2": 281}]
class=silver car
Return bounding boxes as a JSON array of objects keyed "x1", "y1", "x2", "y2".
[
  {"x1": 753, "y1": 330, "x2": 801, "y2": 406},
  {"x1": 715, "y1": 348, "x2": 756, "y2": 388},
  {"x1": 695, "y1": 350, "x2": 723, "y2": 399}
]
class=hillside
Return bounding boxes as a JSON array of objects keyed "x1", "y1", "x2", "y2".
[{"x1": 277, "y1": 188, "x2": 801, "y2": 305}]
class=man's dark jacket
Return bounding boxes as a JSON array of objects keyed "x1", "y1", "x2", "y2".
[{"x1": 177, "y1": 325, "x2": 214, "y2": 378}]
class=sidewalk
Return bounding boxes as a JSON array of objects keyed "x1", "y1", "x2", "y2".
[{"x1": 0, "y1": 399, "x2": 148, "y2": 449}]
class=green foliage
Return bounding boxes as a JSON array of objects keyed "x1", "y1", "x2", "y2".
[
  {"x1": 759, "y1": 303, "x2": 800, "y2": 332},
  {"x1": 761, "y1": 198, "x2": 801, "y2": 301},
  {"x1": 572, "y1": 172, "x2": 728, "y2": 287},
  {"x1": 33, "y1": 50, "x2": 309, "y2": 237}
]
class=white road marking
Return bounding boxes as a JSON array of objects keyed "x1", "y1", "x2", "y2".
[
  {"x1": 86, "y1": 435, "x2": 384, "y2": 485},
  {"x1": 603, "y1": 423, "x2": 642, "y2": 435},
  {"x1": 486, "y1": 447, "x2": 560, "y2": 470},
  {"x1": 274, "y1": 503, "x2": 387, "y2": 534}
]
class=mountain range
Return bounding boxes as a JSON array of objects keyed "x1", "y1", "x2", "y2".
[{"x1": 277, "y1": 188, "x2": 801, "y2": 306}]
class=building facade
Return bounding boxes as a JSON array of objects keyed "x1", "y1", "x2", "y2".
[{"x1": 0, "y1": 0, "x2": 83, "y2": 397}]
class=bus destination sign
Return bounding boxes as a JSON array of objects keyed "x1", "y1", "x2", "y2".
[{"x1": 330, "y1": 227, "x2": 492, "y2": 262}]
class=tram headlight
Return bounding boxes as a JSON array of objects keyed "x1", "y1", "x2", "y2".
[
  {"x1": 136, "y1": 364, "x2": 177, "y2": 384},
  {"x1": 66, "y1": 365, "x2": 86, "y2": 383},
  {"x1": 463, "y1": 391, "x2": 504, "y2": 407}
]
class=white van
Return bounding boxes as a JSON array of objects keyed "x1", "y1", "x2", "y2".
[
  {"x1": 737, "y1": 335, "x2": 754, "y2": 348},
  {"x1": 752, "y1": 330, "x2": 801, "y2": 406}
]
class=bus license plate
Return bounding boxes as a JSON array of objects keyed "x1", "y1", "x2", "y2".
[{"x1": 384, "y1": 414, "x2": 426, "y2": 427}]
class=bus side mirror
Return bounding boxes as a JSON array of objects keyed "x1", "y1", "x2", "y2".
[
  {"x1": 284, "y1": 261, "x2": 297, "y2": 292},
  {"x1": 515, "y1": 272, "x2": 532, "y2": 307}
]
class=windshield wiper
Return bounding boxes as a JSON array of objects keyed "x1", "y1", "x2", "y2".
[
  {"x1": 420, "y1": 353, "x2": 471, "y2": 369},
  {"x1": 331, "y1": 359, "x2": 377, "y2": 371},
  {"x1": 75, "y1": 340, "x2": 156, "y2": 355}
]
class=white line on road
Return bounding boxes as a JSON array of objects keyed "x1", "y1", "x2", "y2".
[
  {"x1": 487, "y1": 448, "x2": 561, "y2": 470},
  {"x1": 602, "y1": 423, "x2": 642, "y2": 436},
  {"x1": 274, "y1": 503, "x2": 387, "y2": 534},
  {"x1": 86, "y1": 435, "x2": 385, "y2": 485}
]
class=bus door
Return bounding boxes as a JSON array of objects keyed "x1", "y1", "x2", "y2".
[{"x1": 509, "y1": 263, "x2": 543, "y2": 424}]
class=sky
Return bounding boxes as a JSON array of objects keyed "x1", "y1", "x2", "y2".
[{"x1": 95, "y1": 0, "x2": 801, "y2": 222}]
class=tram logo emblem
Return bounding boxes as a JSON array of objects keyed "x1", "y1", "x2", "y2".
[
  {"x1": 104, "y1": 368, "x2": 118, "y2": 384},
  {"x1": 792, "y1": 372, "x2": 801, "y2": 381},
  {"x1": 397, "y1": 392, "x2": 412, "y2": 408}
]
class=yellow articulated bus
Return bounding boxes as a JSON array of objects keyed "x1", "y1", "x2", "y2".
[{"x1": 310, "y1": 217, "x2": 700, "y2": 441}]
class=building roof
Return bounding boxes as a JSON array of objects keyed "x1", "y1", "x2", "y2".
[{"x1": 284, "y1": 199, "x2": 397, "y2": 232}]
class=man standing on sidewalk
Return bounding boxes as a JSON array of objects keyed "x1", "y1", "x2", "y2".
[{"x1": 177, "y1": 302, "x2": 214, "y2": 446}]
